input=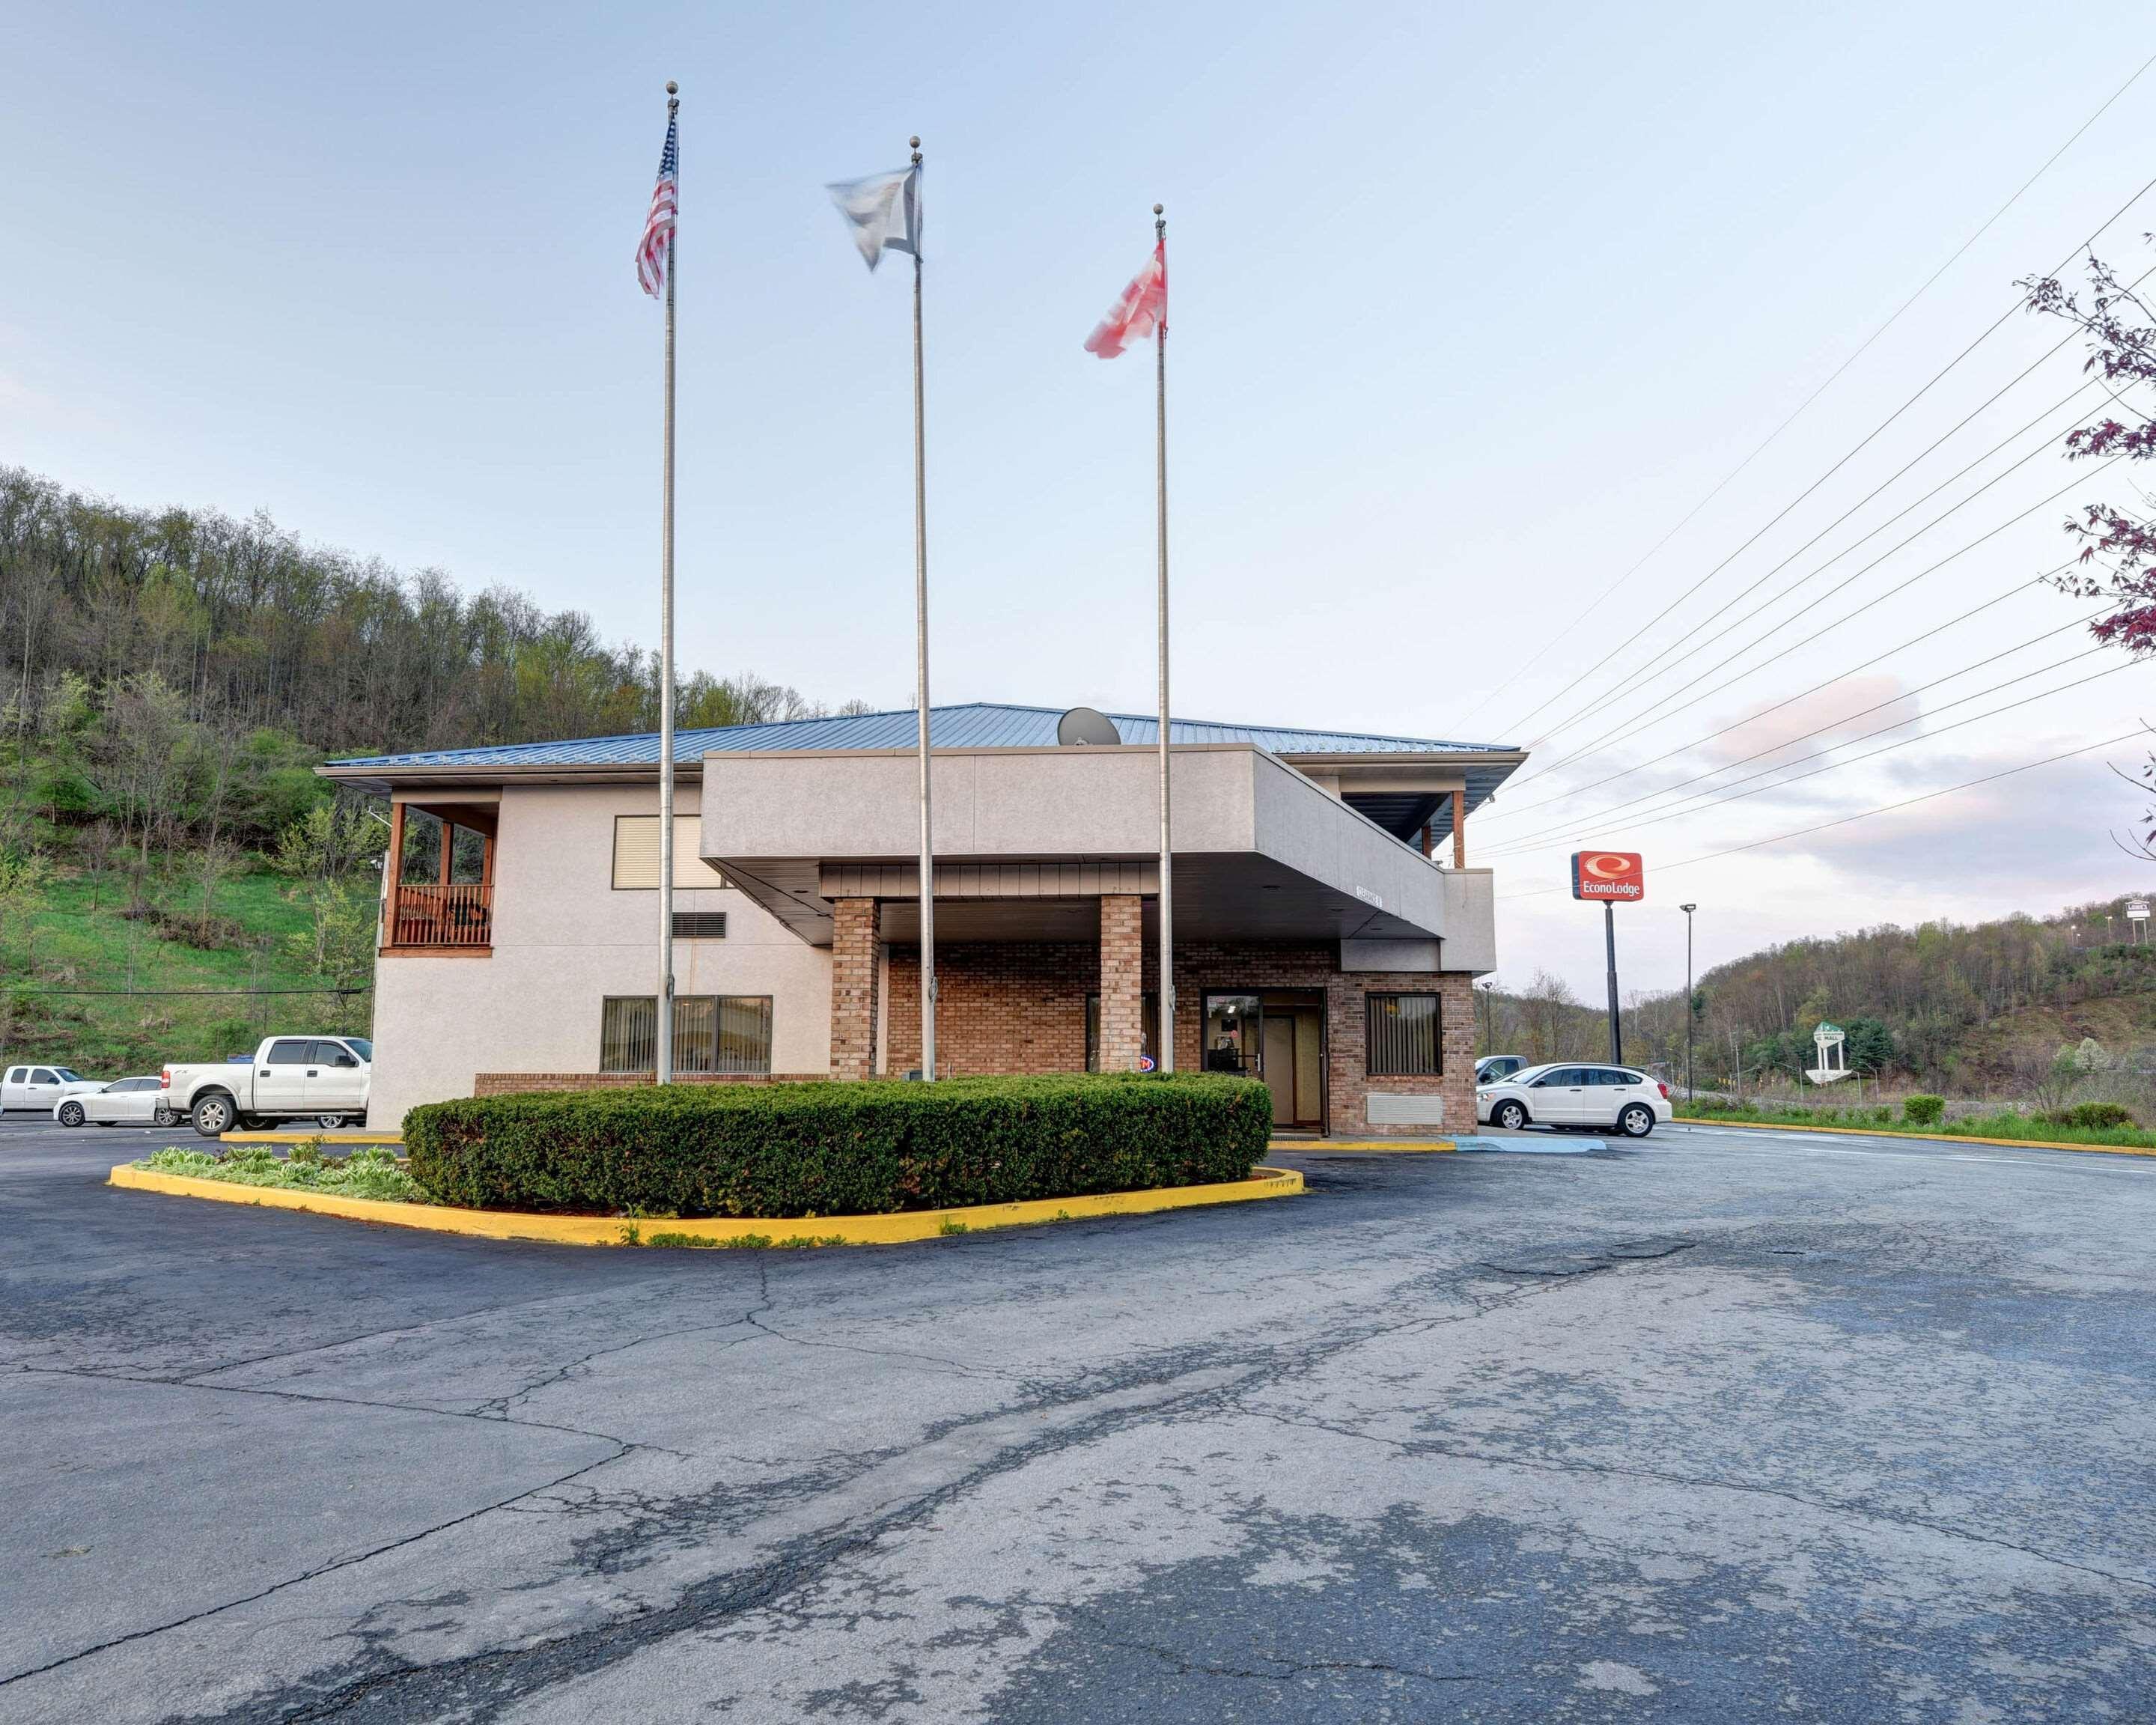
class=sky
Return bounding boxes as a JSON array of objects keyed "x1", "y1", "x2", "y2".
[{"x1": 7, "y1": 1, "x2": 2156, "y2": 1003}]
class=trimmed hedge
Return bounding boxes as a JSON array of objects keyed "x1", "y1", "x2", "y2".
[{"x1": 404, "y1": 1072, "x2": 1275, "y2": 1217}]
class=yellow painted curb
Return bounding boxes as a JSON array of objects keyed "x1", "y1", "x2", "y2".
[
  {"x1": 220, "y1": 1130, "x2": 404, "y2": 1146},
  {"x1": 1273, "y1": 1140, "x2": 1457, "y2": 1154},
  {"x1": 1674, "y1": 1116, "x2": 2156, "y2": 1159},
  {"x1": 106, "y1": 1163, "x2": 1304, "y2": 1247}
]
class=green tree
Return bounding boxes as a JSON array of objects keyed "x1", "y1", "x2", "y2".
[
  {"x1": 0, "y1": 845, "x2": 52, "y2": 967},
  {"x1": 274, "y1": 803, "x2": 380, "y2": 980}
]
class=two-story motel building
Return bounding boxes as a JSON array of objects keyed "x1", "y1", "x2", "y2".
[{"x1": 322, "y1": 703, "x2": 1526, "y2": 1136}]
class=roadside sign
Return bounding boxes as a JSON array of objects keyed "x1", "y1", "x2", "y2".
[
  {"x1": 1571, "y1": 851, "x2": 1645, "y2": 903},
  {"x1": 2131, "y1": 900, "x2": 2150, "y2": 923}
]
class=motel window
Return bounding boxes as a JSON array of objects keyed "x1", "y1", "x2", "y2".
[
  {"x1": 1365, "y1": 994, "x2": 1442, "y2": 1077},
  {"x1": 1083, "y1": 994, "x2": 1160, "y2": 1072},
  {"x1": 600, "y1": 996, "x2": 773, "y2": 1074},
  {"x1": 611, "y1": 815, "x2": 728, "y2": 889}
]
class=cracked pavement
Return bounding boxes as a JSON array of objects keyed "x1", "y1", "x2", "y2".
[{"x1": 3, "y1": 1117, "x2": 2155, "y2": 1721}]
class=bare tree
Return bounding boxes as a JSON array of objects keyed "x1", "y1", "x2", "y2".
[{"x1": 1520, "y1": 970, "x2": 1582, "y2": 1064}]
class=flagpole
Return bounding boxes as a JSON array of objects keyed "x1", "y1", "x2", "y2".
[
  {"x1": 656, "y1": 79, "x2": 679, "y2": 1086},
  {"x1": 910, "y1": 136, "x2": 937, "y2": 1083},
  {"x1": 1153, "y1": 203, "x2": 1174, "y2": 1074}
]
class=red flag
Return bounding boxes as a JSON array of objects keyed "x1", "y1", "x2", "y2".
[{"x1": 1084, "y1": 240, "x2": 1166, "y2": 358}]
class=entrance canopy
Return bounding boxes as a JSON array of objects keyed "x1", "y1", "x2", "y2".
[{"x1": 699, "y1": 742, "x2": 1492, "y2": 964}]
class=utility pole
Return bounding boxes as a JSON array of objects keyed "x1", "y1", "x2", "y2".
[{"x1": 1681, "y1": 902, "x2": 1696, "y2": 1103}]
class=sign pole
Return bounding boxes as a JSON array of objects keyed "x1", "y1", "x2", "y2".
[{"x1": 1604, "y1": 902, "x2": 1622, "y2": 1064}]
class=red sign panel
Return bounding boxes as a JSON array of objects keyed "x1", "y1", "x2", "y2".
[{"x1": 1571, "y1": 850, "x2": 1645, "y2": 903}]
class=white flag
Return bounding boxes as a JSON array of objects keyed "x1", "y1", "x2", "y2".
[{"x1": 826, "y1": 164, "x2": 922, "y2": 270}]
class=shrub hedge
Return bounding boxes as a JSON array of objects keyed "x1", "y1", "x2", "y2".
[
  {"x1": 1902, "y1": 1094, "x2": 1946, "y2": 1127},
  {"x1": 2047, "y1": 1101, "x2": 2137, "y2": 1131},
  {"x1": 404, "y1": 1072, "x2": 1275, "y2": 1217}
]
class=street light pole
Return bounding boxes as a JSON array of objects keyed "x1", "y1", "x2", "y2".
[{"x1": 1680, "y1": 902, "x2": 1697, "y2": 1104}]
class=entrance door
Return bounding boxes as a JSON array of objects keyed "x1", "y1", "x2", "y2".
[
  {"x1": 1261, "y1": 1015, "x2": 1297, "y2": 1128},
  {"x1": 1206, "y1": 990, "x2": 1324, "y2": 1131}
]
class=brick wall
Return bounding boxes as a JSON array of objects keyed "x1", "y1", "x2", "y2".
[
  {"x1": 830, "y1": 898, "x2": 880, "y2": 1080},
  {"x1": 886, "y1": 943, "x2": 1092, "y2": 1077},
  {"x1": 472, "y1": 1072, "x2": 825, "y2": 1096},
  {"x1": 1097, "y1": 895, "x2": 1145, "y2": 1071},
  {"x1": 884, "y1": 934, "x2": 1477, "y2": 1134}
]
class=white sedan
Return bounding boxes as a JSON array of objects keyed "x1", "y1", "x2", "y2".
[
  {"x1": 54, "y1": 1076, "x2": 174, "y2": 1128},
  {"x1": 1477, "y1": 1062, "x2": 1672, "y2": 1138}
]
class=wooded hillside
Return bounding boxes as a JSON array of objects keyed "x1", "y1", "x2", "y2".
[
  {"x1": 1483, "y1": 895, "x2": 2156, "y2": 1098},
  {"x1": 0, "y1": 467, "x2": 856, "y2": 1071}
]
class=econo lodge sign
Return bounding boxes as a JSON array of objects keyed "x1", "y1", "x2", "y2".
[{"x1": 1571, "y1": 850, "x2": 1645, "y2": 903}]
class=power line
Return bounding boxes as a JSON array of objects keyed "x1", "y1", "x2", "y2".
[
  {"x1": 1456, "y1": 49, "x2": 2156, "y2": 729},
  {"x1": 1481, "y1": 651, "x2": 2143, "y2": 859},
  {"x1": 1481, "y1": 615, "x2": 2113, "y2": 849},
  {"x1": 1511, "y1": 267, "x2": 2154, "y2": 771},
  {"x1": 1496, "y1": 728, "x2": 2148, "y2": 901},
  {"x1": 1499, "y1": 453, "x2": 2125, "y2": 795},
  {"x1": 1490, "y1": 162, "x2": 2156, "y2": 746},
  {"x1": 3, "y1": 986, "x2": 372, "y2": 998},
  {"x1": 1511, "y1": 353, "x2": 2096, "y2": 759},
  {"x1": 1481, "y1": 577, "x2": 2074, "y2": 824}
]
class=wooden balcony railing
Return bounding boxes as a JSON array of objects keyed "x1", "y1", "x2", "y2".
[{"x1": 390, "y1": 881, "x2": 493, "y2": 949}]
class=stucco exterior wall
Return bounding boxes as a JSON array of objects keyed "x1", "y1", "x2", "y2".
[{"x1": 366, "y1": 783, "x2": 832, "y2": 1126}]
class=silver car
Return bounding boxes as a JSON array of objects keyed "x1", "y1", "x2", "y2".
[{"x1": 54, "y1": 1076, "x2": 174, "y2": 1128}]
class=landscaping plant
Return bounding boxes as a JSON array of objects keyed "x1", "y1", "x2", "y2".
[{"x1": 404, "y1": 1072, "x2": 1274, "y2": 1218}]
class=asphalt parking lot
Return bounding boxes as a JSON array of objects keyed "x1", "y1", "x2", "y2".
[{"x1": 3, "y1": 1113, "x2": 2154, "y2": 1723}]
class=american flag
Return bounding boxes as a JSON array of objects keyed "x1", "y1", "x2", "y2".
[{"x1": 636, "y1": 115, "x2": 677, "y2": 297}]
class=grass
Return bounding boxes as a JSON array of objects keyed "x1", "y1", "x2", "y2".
[
  {"x1": 636, "y1": 1229, "x2": 852, "y2": 1250},
  {"x1": 2, "y1": 844, "x2": 370, "y2": 1077},
  {"x1": 137, "y1": 1144, "x2": 427, "y2": 1202},
  {"x1": 1676, "y1": 1099, "x2": 2156, "y2": 1152}
]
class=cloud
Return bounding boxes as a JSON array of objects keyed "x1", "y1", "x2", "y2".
[{"x1": 1697, "y1": 674, "x2": 1913, "y2": 766}]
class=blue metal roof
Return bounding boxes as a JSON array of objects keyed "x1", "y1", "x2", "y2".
[{"x1": 326, "y1": 702, "x2": 1519, "y2": 771}]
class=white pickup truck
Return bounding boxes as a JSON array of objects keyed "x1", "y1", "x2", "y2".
[{"x1": 161, "y1": 1036, "x2": 374, "y2": 1137}]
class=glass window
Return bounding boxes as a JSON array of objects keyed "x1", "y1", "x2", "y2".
[
  {"x1": 1365, "y1": 994, "x2": 1441, "y2": 1077},
  {"x1": 314, "y1": 1041, "x2": 361, "y2": 1068},
  {"x1": 1084, "y1": 994, "x2": 1160, "y2": 1071},
  {"x1": 266, "y1": 1041, "x2": 312, "y2": 1065},
  {"x1": 600, "y1": 997, "x2": 657, "y2": 1073},
  {"x1": 1203, "y1": 994, "x2": 1261, "y2": 1074},
  {"x1": 611, "y1": 816, "x2": 728, "y2": 889},
  {"x1": 4, "y1": 1068, "x2": 21, "y2": 1083},
  {"x1": 31, "y1": 1068, "x2": 59, "y2": 1085},
  {"x1": 715, "y1": 997, "x2": 773, "y2": 1074},
  {"x1": 345, "y1": 1039, "x2": 373, "y2": 1062},
  {"x1": 602, "y1": 997, "x2": 772, "y2": 1075}
]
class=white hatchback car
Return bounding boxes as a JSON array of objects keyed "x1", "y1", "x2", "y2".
[{"x1": 1477, "y1": 1062, "x2": 1672, "y2": 1138}]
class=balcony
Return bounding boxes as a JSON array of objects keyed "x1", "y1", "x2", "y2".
[
  {"x1": 390, "y1": 881, "x2": 493, "y2": 948},
  {"x1": 382, "y1": 794, "x2": 497, "y2": 955}
]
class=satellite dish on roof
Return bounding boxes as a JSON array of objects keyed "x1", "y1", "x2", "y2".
[{"x1": 1056, "y1": 706, "x2": 1121, "y2": 746}]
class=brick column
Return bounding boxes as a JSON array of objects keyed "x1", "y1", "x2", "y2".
[
  {"x1": 831, "y1": 898, "x2": 880, "y2": 1081},
  {"x1": 1098, "y1": 895, "x2": 1145, "y2": 1071}
]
